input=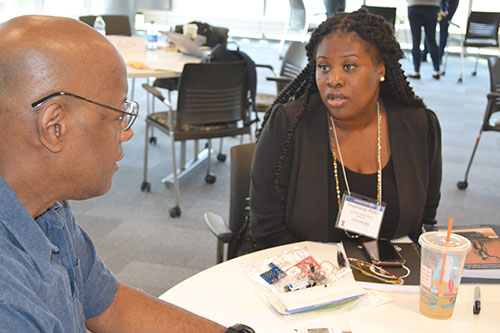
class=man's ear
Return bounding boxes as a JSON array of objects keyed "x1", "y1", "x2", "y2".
[{"x1": 37, "y1": 102, "x2": 65, "y2": 153}]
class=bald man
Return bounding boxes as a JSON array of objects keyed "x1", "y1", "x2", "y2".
[{"x1": 0, "y1": 15, "x2": 251, "y2": 332}]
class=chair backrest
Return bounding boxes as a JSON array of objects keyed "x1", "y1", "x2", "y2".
[
  {"x1": 362, "y1": 6, "x2": 397, "y2": 32},
  {"x1": 227, "y1": 142, "x2": 256, "y2": 259},
  {"x1": 288, "y1": 0, "x2": 307, "y2": 31},
  {"x1": 487, "y1": 57, "x2": 500, "y2": 115},
  {"x1": 278, "y1": 41, "x2": 308, "y2": 92},
  {"x1": 79, "y1": 15, "x2": 132, "y2": 36},
  {"x1": 207, "y1": 44, "x2": 257, "y2": 111},
  {"x1": 176, "y1": 62, "x2": 249, "y2": 128},
  {"x1": 464, "y1": 12, "x2": 500, "y2": 44},
  {"x1": 488, "y1": 57, "x2": 500, "y2": 92}
]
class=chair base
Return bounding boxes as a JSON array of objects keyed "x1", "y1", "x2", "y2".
[
  {"x1": 169, "y1": 206, "x2": 181, "y2": 218},
  {"x1": 457, "y1": 180, "x2": 468, "y2": 190},
  {"x1": 162, "y1": 147, "x2": 213, "y2": 188}
]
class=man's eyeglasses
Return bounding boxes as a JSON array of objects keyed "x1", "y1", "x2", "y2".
[{"x1": 31, "y1": 91, "x2": 139, "y2": 131}]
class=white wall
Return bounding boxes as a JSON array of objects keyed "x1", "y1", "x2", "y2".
[
  {"x1": 2, "y1": 0, "x2": 500, "y2": 39},
  {"x1": 0, "y1": 0, "x2": 136, "y2": 23}
]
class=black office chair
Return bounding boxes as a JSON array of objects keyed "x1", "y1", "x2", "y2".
[
  {"x1": 79, "y1": 15, "x2": 132, "y2": 36},
  {"x1": 141, "y1": 62, "x2": 252, "y2": 218},
  {"x1": 278, "y1": 0, "x2": 323, "y2": 57},
  {"x1": 457, "y1": 57, "x2": 500, "y2": 190},
  {"x1": 204, "y1": 142, "x2": 256, "y2": 263},
  {"x1": 362, "y1": 6, "x2": 397, "y2": 33},
  {"x1": 152, "y1": 24, "x2": 230, "y2": 110},
  {"x1": 458, "y1": 12, "x2": 500, "y2": 83},
  {"x1": 255, "y1": 41, "x2": 307, "y2": 115}
]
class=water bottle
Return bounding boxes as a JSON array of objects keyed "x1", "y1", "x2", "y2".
[
  {"x1": 146, "y1": 21, "x2": 158, "y2": 50},
  {"x1": 94, "y1": 16, "x2": 106, "y2": 36}
]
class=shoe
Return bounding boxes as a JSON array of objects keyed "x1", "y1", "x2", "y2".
[
  {"x1": 432, "y1": 73, "x2": 440, "y2": 80},
  {"x1": 408, "y1": 73, "x2": 421, "y2": 79}
]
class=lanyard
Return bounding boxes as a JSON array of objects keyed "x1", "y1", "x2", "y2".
[{"x1": 329, "y1": 101, "x2": 383, "y2": 206}]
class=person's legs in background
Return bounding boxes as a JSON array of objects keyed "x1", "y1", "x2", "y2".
[
  {"x1": 408, "y1": 6, "x2": 424, "y2": 78},
  {"x1": 323, "y1": 0, "x2": 346, "y2": 17},
  {"x1": 436, "y1": 18, "x2": 449, "y2": 65},
  {"x1": 422, "y1": 37, "x2": 430, "y2": 62},
  {"x1": 438, "y1": 0, "x2": 459, "y2": 64},
  {"x1": 422, "y1": 6, "x2": 440, "y2": 79}
]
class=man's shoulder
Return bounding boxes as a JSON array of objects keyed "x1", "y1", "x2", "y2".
[
  {"x1": 0, "y1": 221, "x2": 37, "y2": 275},
  {"x1": 0, "y1": 224, "x2": 41, "y2": 310},
  {"x1": 0, "y1": 245, "x2": 61, "y2": 331}
]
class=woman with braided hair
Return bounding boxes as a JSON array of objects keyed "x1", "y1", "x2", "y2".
[{"x1": 238, "y1": 9, "x2": 442, "y2": 255}]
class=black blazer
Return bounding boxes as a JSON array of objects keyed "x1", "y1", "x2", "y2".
[{"x1": 249, "y1": 93, "x2": 442, "y2": 249}]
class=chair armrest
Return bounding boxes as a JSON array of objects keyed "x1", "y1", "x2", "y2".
[
  {"x1": 266, "y1": 76, "x2": 294, "y2": 84},
  {"x1": 142, "y1": 83, "x2": 173, "y2": 110},
  {"x1": 204, "y1": 212, "x2": 232, "y2": 243},
  {"x1": 422, "y1": 224, "x2": 438, "y2": 233},
  {"x1": 487, "y1": 91, "x2": 500, "y2": 99},
  {"x1": 256, "y1": 63, "x2": 278, "y2": 77}
]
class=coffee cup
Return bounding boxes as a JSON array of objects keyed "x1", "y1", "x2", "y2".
[{"x1": 183, "y1": 23, "x2": 198, "y2": 42}]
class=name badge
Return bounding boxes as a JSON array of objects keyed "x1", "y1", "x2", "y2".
[{"x1": 335, "y1": 193, "x2": 386, "y2": 239}]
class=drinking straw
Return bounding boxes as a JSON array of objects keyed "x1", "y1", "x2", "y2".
[{"x1": 439, "y1": 217, "x2": 454, "y2": 285}]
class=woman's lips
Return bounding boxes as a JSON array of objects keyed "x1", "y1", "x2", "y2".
[{"x1": 327, "y1": 92, "x2": 348, "y2": 108}]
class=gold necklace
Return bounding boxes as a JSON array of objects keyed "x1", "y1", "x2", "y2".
[{"x1": 329, "y1": 102, "x2": 383, "y2": 236}]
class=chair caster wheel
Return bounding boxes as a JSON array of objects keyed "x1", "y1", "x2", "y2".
[
  {"x1": 169, "y1": 206, "x2": 181, "y2": 218},
  {"x1": 457, "y1": 180, "x2": 468, "y2": 190},
  {"x1": 149, "y1": 136, "x2": 157, "y2": 145},
  {"x1": 217, "y1": 153, "x2": 227, "y2": 162},
  {"x1": 472, "y1": 71, "x2": 477, "y2": 76},
  {"x1": 205, "y1": 174, "x2": 216, "y2": 184},
  {"x1": 141, "y1": 181, "x2": 151, "y2": 192}
]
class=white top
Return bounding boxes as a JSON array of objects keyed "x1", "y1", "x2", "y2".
[
  {"x1": 160, "y1": 241, "x2": 499, "y2": 332},
  {"x1": 406, "y1": 0, "x2": 440, "y2": 7}
]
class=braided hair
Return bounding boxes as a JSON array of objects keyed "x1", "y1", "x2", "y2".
[{"x1": 257, "y1": 8, "x2": 425, "y2": 201}]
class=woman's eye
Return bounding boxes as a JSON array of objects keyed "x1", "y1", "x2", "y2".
[
  {"x1": 318, "y1": 64, "x2": 329, "y2": 72},
  {"x1": 344, "y1": 64, "x2": 356, "y2": 71}
]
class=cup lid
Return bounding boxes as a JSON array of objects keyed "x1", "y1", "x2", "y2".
[{"x1": 418, "y1": 231, "x2": 471, "y2": 253}]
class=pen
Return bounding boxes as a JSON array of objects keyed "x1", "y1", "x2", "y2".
[
  {"x1": 473, "y1": 286, "x2": 481, "y2": 315},
  {"x1": 337, "y1": 250, "x2": 347, "y2": 268}
]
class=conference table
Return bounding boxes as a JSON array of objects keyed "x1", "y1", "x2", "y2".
[
  {"x1": 159, "y1": 241, "x2": 499, "y2": 332},
  {"x1": 107, "y1": 35, "x2": 201, "y2": 79}
]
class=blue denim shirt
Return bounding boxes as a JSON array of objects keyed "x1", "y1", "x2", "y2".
[{"x1": 0, "y1": 176, "x2": 119, "y2": 332}]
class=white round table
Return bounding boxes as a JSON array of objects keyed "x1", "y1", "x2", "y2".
[{"x1": 160, "y1": 241, "x2": 500, "y2": 332}]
